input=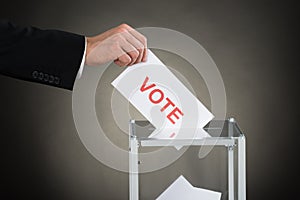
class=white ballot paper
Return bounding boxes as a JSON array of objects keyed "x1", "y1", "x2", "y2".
[
  {"x1": 156, "y1": 175, "x2": 221, "y2": 200},
  {"x1": 112, "y1": 50, "x2": 214, "y2": 139}
]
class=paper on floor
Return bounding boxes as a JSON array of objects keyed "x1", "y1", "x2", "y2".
[
  {"x1": 156, "y1": 175, "x2": 221, "y2": 200},
  {"x1": 112, "y1": 49, "x2": 213, "y2": 140}
]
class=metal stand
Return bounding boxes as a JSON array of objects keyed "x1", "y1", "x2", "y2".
[{"x1": 129, "y1": 118, "x2": 246, "y2": 200}]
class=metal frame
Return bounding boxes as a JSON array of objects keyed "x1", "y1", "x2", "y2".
[{"x1": 129, "y1": 118, "x2": 246, "y2": 200}]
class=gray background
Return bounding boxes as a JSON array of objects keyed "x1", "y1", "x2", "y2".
[{"x1": 0, "y1": 0, "x2": 298, "y2": 199}]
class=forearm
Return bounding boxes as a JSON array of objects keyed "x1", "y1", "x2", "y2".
[
  {"x1": 0, "y1": 21, "x2": 147, "y2": 90},
  {"x1": 0, "y1": 20, "x2": 85, "y2": 90}
]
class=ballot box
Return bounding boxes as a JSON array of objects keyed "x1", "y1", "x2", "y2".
[{"x1": 129, "y1": 118, "x2": 246, "y2": 200}]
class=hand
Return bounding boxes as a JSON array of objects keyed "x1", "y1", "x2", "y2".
[{"x1": 85, "y1": 24, "x2": 147, "y2": 67}]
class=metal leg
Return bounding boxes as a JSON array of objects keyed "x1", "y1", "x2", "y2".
[
  {"x1": 238, "y1": 136, "x2": 246, "y2": 200},
  {"x1": 129, "y1": 120, "x2": 139, "y2": 200},
  {"x1": 129, "y1": 136, "x2": 139, "y2": 200},
  {"x1": 228, "y1": 118, "x2": 235, "y2": 200},
  {"x1": 228, "y1": 145, "x2": 234, "y2": 200}
]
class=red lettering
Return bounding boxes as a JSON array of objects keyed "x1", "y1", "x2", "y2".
[
  {"x1": 140, "y1": 76, "x2": 184, "y2": 125},
  {"x1": 169, "y1": 132, "x2": 176, "y2": 138},
  {"x1": 160, "y1": 97, "x2": 175, "y2": 112},
  {"x1": 140, "y1": 76, "x2": 156, "y2": 92},
  {"x1": 167, "y1": 107, "x2": 184, "y2": 124},
  {"x1": 149, "y1": 89, "x2": 164, "y2": 104}
]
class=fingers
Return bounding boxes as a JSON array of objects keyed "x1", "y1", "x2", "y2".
[
  {"x1": 114, "y1": 53, "x2": 132, "y2": 67},
  {"x1": 121, "y1": 31, "x2": 144, "y2": 64},
  {"x1": 132, "y1": 30, "x2": 147, "y2": 62},
  {"x1": 116, "y1": 24, "x2": 148, "y2": 63},
  {"x1": 85, "y1": 23, "x2": 147, "y2": 67},
  {"x1": 121, "y1": 24, "x2": 148, "y2": 62},
  {"x1": 113, "y1": 33, "x2": 139, "y2": 66}
]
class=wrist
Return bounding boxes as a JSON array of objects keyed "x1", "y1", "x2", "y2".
[{"x1": 86, "y1": 36, "x2": 92, "y2": 62}]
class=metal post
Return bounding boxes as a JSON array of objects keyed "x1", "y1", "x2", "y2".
[
  {"x1": 238, "y1": 135, "x2": 246, "y2": 200},
  {"x1": 129, "y1": 120, "x2": 139, "y2": 200},
  {"x1": 228, "y1": 118, "x2": 235, "y2": 200},
  {"x1": 228, "y1": 145, "x2": 235, "y2": 200},
  {"x1": 228, "y1": 118, "x2": 235, "y2": 137}
]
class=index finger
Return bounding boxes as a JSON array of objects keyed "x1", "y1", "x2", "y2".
[{"x1": 123, "y1": 24, "x2": 148, "y2": 62}]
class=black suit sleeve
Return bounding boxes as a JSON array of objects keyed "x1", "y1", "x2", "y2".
[{"x1": 0, "y1": 20, "x2": 85, "y2": 90}]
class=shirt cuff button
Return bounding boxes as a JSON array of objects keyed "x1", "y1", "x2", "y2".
[
  {"x1": 32, "y1": 71, "x2": 38, "y2": 79},
  {"x1": 54, "y1": 77, "x2": 60, "y2": 84}
]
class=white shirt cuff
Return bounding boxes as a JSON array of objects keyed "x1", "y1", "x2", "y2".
[{"x1": 76, "y1": 37, "x2": 87, "y2": 79}]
